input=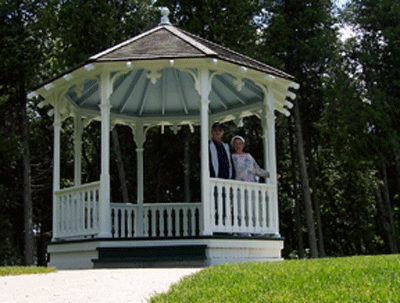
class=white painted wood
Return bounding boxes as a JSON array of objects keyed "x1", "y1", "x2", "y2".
[
  {"x1": 74, "y1": 113, "x2": 83, "y2": 186},
  {"x1": 266, "y1": 90, "x2": 280, "y2": 236},
  {"x1": 110, "y1": 203, "x2": 202, "y2": 238},
  {"x1": 198, "y1": 69, "x2": 212, "y2": 236},
  {"x1": 209, "y1": 179, "x2": 277, "y2": 235},
  {"x1": 47, "y1": 238, "x2": 283, "y2": 269},
  {"x1": 131, "y1": 123, "x2": 147, "y2": 237},
  {"x1": 54, "y1": 182, "x2": 100, "y2": 238},
  {"x1": 99, "y1": 71, "x2": 112, "y2": 238},
  {"x1": 52, "y1": 100, "x2": 62, "y2": 240}
]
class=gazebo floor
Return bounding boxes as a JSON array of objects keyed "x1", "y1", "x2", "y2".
[{"x1": 47, "y1": 236, "x2": 284, "y2": 269}]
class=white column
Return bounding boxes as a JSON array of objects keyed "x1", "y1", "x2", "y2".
[
  {"x1": 264, "y1": 89, "x2": 280, "y2": 236},
  {"x1": 261, "y1": 114, "x2": 269, "y2": 180},
  {"x1": 52, "y1": 101, "x2": 61, "y2": 241},
  {"x1": 131, "y1": 123, "x2": 146, "y2": 237},
  {"x1": 98, "y1": 71, "x2": 112, "y2": 238},
  {"x1": 74, "y1": 113, "x2": 83, "y2": 186},
  {"x1": 198, "y1": 69, "x2": 212, "y2": 236},
  {"x1": 136, "y1": 147, "x2": 144, "y2": 236}
]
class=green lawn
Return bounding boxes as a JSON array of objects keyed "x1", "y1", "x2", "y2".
[
  {"x1": 0, "y1": 266, "x2": 56, "y2": 276},
  {"x1": 149, "y1": 254, "x2": 400, "y2": 303}
]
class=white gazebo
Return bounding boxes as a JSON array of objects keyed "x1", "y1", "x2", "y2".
[{"x1": 31, "y1": 8, "x2": 298, "y2": 269}]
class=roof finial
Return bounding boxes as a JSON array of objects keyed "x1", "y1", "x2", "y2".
[{"x1": 159, "y1": 7, "x2": 171, "y2": 25}]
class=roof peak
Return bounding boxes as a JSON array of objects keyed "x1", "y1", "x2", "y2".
[{"x1": 159, "y1": 7, "x2": 171, "y2": 26}]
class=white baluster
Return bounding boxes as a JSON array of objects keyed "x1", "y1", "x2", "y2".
[
  {"x1": 143, "y1": 208, "x2": 149, "y2": 237},
  {"x1": 254, "y1": 188, "x2": 260, "y2": 232},
  {"x1": 260, "y1": 189, "x2": 266, "y2": 230},
  {"x1": 72, "y1": 193, "x2": 77, "y2": 233},
  {"x1": 183, "y1": 207, "x2": 188, "y2": 236},
  {"x1": 127, "y1": 208, "x2": 133, "y2": 237},
  {"x1": 151, "y1": 210, "x2": 156, "y2": 237},
  {"x1": 160, "y1": 207, "x2": 165, "y2": 237},
  {"x1": 191, "y1": 208, "x2": 196, "y2": 236},
  {"x1": 67, "y1": 194, "x2": 72, "y2": 233},
  {"x1": 77, "y1": 191, "x2": 82, "y2": 232},
  {"x1": 232, "y1": 185, "x2": 238, "y2": 228},
  {"x1": 122, "y1": 209, "x2": 128, "y2": 237},
  {"x1": 169, "y1": 207, "x2": 174, "y2": 236},
  {"x1": 217, "y1": 183, "x2": 223, "y2": 229},
  {"x1": 60, "y1": 195, "x2": 65, "y2": 234}
]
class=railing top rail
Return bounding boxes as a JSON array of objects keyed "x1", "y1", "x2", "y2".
[
  {"x1": 143, "y1": 202, "x2": 202, "y2": 207},
  {"x1": 210, "y1": 178, "x2": 275, "y2": 189},
  {"x1": 110, "y1": 202, "x2": 202, "y2": 207},
  {"x1": 54, "y1": 181, "x2": 101, "y2": 195}
]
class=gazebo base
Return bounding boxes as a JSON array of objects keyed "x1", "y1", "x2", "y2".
[{"x1": 47, "y1": 237, "x2": 284, "y2": 269}]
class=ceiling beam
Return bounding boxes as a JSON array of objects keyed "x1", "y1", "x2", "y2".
[{"x1": 119, "y1": 70, "x2": 144, "y2": 113}]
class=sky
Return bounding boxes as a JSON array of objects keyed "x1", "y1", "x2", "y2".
[
  {"x1": 335, "y1": 0, "x2": 349, "y2": 8},
  {"x1": 335, "y1": 0, "x2": 356, "y2": 41}
]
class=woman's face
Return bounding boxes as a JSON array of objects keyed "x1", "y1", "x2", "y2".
[{"x1": 233, "y1": 138, "x2": 244, "y2": 153}]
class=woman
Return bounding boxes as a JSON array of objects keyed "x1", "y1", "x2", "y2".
[
  {"x1": 230, "y1": 135, "x2": 273, "y2": 235},
  {"x1": 231, "y1": 135, "x2": 269, "y2": 182}
]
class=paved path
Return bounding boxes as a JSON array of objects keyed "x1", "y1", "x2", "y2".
[{"x1": 0, "y1": 268, "x2": 202, "y2": 303}]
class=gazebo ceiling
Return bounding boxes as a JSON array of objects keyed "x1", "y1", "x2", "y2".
[
  {"x1": 64, "y1": 69, "x2": 265, "y2": 118},
  {"x1": 32, "y1": 8, "x2": 298, "y2": 126}
]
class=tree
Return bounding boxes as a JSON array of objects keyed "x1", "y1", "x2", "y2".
[
  {"x1": 0, "y1": 0, "x2": 50, "y2": 265},
  {"x1": 329, "y1": 0, "x2": 400, "y2": 253},
  {"x1": 258, "y1": 0, "x2": 340, "y2": 258},
  {"x1": 40, "y1": 0, "x2": 158, "y2": 73},
  {"x1": 156, "y1": 0, "x2": 262, "y2": 55}
]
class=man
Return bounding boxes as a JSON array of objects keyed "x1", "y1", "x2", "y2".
[
  {"x1": 209, "y1": 122, "x2": 236, "y2": 179},
  {"x1": 208, "y1": 122, "x2": 235, "y2": 228}
]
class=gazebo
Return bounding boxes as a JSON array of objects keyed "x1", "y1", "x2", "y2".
[{"x1": 30, "y1": 8, "x2": 298, "y2": 269}]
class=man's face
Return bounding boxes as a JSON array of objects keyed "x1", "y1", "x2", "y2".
[{"x1": 211, "y1": 127, "x2": 224, "y2": 142}]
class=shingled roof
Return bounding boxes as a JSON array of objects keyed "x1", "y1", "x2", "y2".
[{"x1": 89, "y1": 24, "x2": 294, "y2": 81}]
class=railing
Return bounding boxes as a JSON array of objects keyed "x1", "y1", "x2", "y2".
[
  {"x1": 53, "y1": 181, "x2": 100, "y2": 239},
  {"x1": 209, "y1": 178, "x2": 277, "y2": 235},
  {"x1": 52, "y1": 179, "x2": 277, "y2": 239},
  {"x1": 111, "y1": 203, "x2": 202, "y2": 238}
]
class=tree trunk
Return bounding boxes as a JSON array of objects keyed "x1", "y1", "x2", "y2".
[
  {"x1": 381, "y1": 165, "x2": 398, "y2": 253},
  {"x1": 20, "y1": 83, "x2": 34, "y2": 265},
  {"x1": 375, "y1": 178, "x2": 392, "y2": 253},
  {"x1": 304, "y1": 126, "x2": 326, "y2": 257},
  {"x1": 293, "y1": 98, "x2": 319, "y2": 258},
  {"x1": 394, "y1": 146, "x2": 400, "y2": 202},
  {"x1": 289, "y1": 116, "x2": 304, "y2": 258},
  {"x1": 112, "y1": 127, "x2": 129, "y2": 202}
]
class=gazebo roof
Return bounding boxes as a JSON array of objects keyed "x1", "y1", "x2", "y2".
[
  {"x1": 90, "y1": 25, "x2": 293, "y2": 81},
  {"x1": 32, "y1": 8, "x2": 298, "y2": 127}
]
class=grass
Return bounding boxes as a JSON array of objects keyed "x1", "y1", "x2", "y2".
[
  {"x1": 0, "y1": 266, "x2": 56, "y2": 277},
  {"x1": 149, "y1": 254, "x2": 400, "y2": 303}
]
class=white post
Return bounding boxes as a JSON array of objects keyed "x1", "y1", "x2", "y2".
[
  {"x1": 264, "y1": 89, "x2": 280, "y2": 236},
  {"x1": 198, "y1": 69, "x2": 212, "y2": 235},
  {"x1": 131, "y1": 123, "x2": 146, "y2": 237},
  {"x1": 98, "y1": 71, "x2": 112, "y2": 238},
  {"x1": 74, "y1": 113, "x2": 82, "y2": 186},
  {"x1": 52, "y1": 100, "x2": 61, "y2": 241}
]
